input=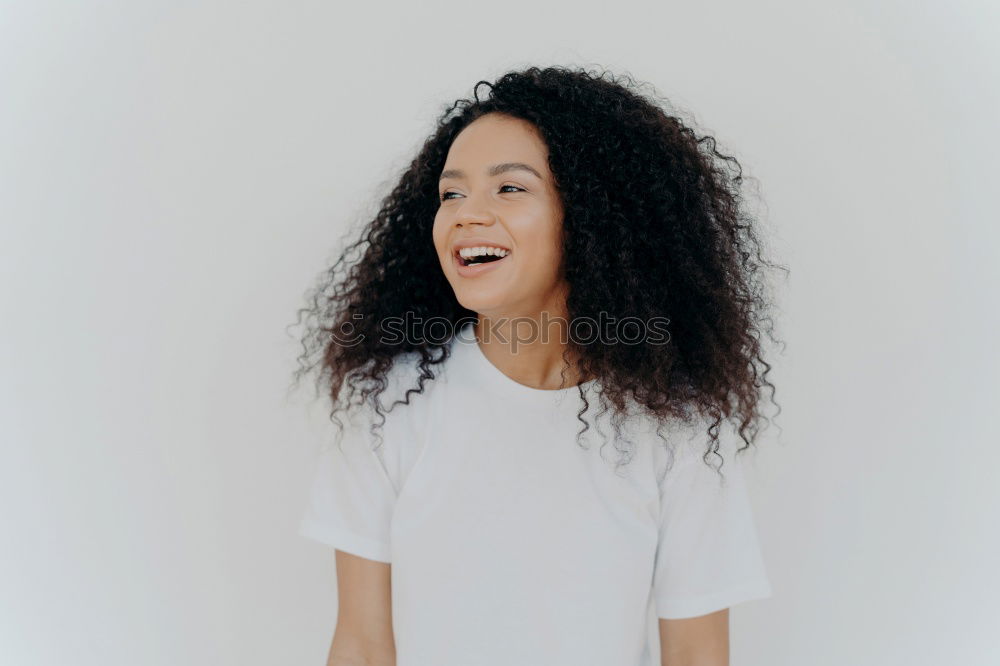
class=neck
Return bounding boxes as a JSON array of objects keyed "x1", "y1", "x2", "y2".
[{"x1": 473, "y1": 313, "x2": 590, "y2": 391}]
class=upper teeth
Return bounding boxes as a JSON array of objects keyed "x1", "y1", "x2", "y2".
[{"x1": 459, "y1": 246, "x2": 510, "y2": 258}]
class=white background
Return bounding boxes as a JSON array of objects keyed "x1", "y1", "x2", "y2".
[{"x1": 2, "y1": 1, "x2": 998, "y2": 664}]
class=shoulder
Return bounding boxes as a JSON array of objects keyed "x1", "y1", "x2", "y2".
[
  {"x1": 375, "y1": 348, "x2": 448, "y2": 413},
  {"x1": 337, "y1": 350, "x2": 436, "y2": 411},
  {"x1": 649, "y1": 412, "x2": 766, "y2": 503},
  {"x1": 329, "y1": 350, "x2": 441, "y2": 490},
  {"x1": 624, "y1": 407, "x2": 751, "y2": 492},
  {"x1": 337, "y1": 349, "x2": 446, "y2": 444}
]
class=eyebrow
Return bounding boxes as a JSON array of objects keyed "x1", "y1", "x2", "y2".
[{"x1": 439, "y1": 162, "x2": 543, "y2": 182}]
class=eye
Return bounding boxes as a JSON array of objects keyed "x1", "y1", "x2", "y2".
[{"x1": 439, "y1": 184, "x2": 526, "y2": 202}]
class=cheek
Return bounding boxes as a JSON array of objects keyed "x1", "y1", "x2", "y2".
[
  {"x1": 516, "y1": 225, "x2": 564, "y2": 280},
  {"x1": 431, "y1": 216, "x2": 449, "y2": 257}
]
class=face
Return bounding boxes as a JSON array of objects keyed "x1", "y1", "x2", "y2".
[{"x1": 432, "y1": 113, "x2": 567, "y2": 321}]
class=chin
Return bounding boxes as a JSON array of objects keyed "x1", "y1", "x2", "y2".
[
  {"x1": 455, "y1": 295, "x2": 504, "y2": 315},
  {"x1": 450, "y1": 284, "x2": 505, "y2": 312}
]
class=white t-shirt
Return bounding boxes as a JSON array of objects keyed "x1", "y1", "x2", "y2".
[{"x1": 299, "y1": 321, "x2": 772, "y2": 665}]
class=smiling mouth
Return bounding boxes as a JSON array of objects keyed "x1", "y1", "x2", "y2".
[{"x1": 455, "y1": 250, "x2": 511, "y2": 267}]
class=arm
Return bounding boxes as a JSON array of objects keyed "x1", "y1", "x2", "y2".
[
  {"x1": 327, "y1": 550, "x2": 396, "y2": 666},
  {"x1": 658, "y1": 608, "x2": 729, "y2": 666}
]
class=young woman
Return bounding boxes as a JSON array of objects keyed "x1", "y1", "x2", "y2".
[{"x1": 293, "y1": 65, "x2": 785, "y2": 666}]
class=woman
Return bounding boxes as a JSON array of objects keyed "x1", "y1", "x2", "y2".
[{"x1": 293, "y1": 65, "x2": 785, "y2": 665}]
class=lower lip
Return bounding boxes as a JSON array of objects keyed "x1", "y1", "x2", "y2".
[{"x1": 453, "y1": 251, "x2": 511, "y2": 278}]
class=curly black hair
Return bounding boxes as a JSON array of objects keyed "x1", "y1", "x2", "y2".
[{"x1": 289, "y1": 65, "x2": 787, "y2": 479}]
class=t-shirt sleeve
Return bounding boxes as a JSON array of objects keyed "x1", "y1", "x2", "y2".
[
  {"x1": 298, "y1": 401, "x2": 398, "y2": 563},
  {"x1": 652, "y1": 439, "x2": 773, "y2": 619}
]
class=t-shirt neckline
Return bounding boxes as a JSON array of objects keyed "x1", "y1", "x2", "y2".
[{"x1": 453, "y1": 321, "x2": 598, "y2": 403}]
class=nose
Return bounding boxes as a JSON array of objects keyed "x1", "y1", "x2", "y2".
[
  {"x1": 454, "y1": 213, "x2": 495, "y2": 230},
  {"x1": 452, "y1": 193, "x2": 496, "y2": 228}
]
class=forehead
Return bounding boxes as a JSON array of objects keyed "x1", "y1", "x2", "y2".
[{"x1": 444, "y1": 114, "x2": 551, "y2": 176}]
